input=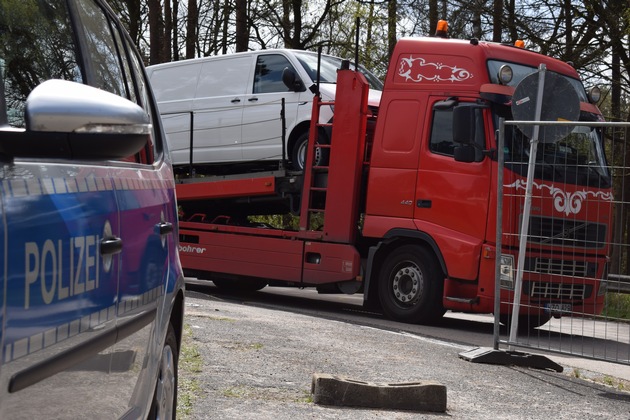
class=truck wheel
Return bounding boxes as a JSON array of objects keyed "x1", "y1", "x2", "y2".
[
  {"x1": 213, "y1": 278, "x2": 267, "y2": 292},
  {"x1": 148, "y1": 323, "x2": 178, "y2": 420},
  {"x1": 291, "y1": 131, "x2": 328, "y2": 171},
  {"x1": 378, "y1": 245, "x2": 444, "y2": 324}
]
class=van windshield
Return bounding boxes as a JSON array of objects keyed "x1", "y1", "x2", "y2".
[{"x1": 294, "y1": 51, "x2": 383, "y2": 91}]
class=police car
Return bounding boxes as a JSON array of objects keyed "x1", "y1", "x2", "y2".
[{"x1": 0, "y1": 0, "x2": 185, "y2": 418}]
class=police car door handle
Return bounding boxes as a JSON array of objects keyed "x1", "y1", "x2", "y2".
[
  {"x1": 100, "y1": 237, "x2": 123, "y2": 255},
  {"x1": 158, "y1": 222, "x2": 174, "y2": 235}
]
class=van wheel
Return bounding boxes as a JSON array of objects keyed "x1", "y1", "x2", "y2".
[
  {"x1": 148, "y1": 323, "x2": 178, "y2": 420},
  {"x1": 378, "y1": 245, "x2": 445, "y2": 324},
  {"x1": 291, "y1": 131, "x2": 328, "y2": 171}
]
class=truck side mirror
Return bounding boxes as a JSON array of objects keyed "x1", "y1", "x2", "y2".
[
  {"x1": 282, "y1": 67, "x2": 306, "y2": 92},
  {"x1": 452, "y1": 105, "x2": 493, "y2": 163},
  {"x1": 453, "y1": 145, "x2": 476, "y2": 163},
  {"x1": 452, "y1": 106, "x2": 475, "y2": 145}
]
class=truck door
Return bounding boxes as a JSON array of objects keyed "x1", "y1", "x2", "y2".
[
  {"x1": 241, "y1": 53, "x2": 302, "y2": 162},
  {"x1": 415, "y1": 98, "x2": 493, "y2": 280}
]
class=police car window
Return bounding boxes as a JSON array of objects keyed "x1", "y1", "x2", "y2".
[
  {"x1": 0, "y1": 0, "x2": 82, "y2": 128},
  {"x1": 110, "y1": 26, "x2": 137, "y2": 104},
  {"x1": 254, "y1": 55, "x2": 295, "y2": 94},
  {"x1": 127, "y1": 40, "x2": 160, "y2": 161},
  {"x1": 77, "y1": 0, "x2": 159, "y2": 164},
  {"x1": 74, "y1": 0, "x2": 128, "y2": 99}
]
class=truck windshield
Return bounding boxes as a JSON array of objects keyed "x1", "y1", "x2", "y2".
[
  {"x1": 487, "y1": 60, "x2": 588, "y2": 102},
  {"x1": 503, "y1": 122, "x2": 611, "y2": 189},
  {"x1": 294, "y1": 51, "x2": 384, "y2": 91}
]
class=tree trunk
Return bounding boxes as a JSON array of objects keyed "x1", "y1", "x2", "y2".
[
  {"x1": 148, "y1": 0, "x2": 163, "y2": 65},
  {"x1": 235, "y1": 0, "x2": 248, "y2": 52},
  {"x1": 564, "y1": 0, "x2": 572, "y2": 60},
  {"x1": 282, "y1": 0, "x2": 291, "y2": 48},
  {"x1": 163, "y1": 0, "x2": 172, "y2": 62},
  {"x1": 506, "y1": 0, "x2": 517, "y2": 43},
  {"x1": 173, "y1": 0, "x2": 179, "y2": 60},
  {"x1": 186, "y1": 0, "x2": 198, "y2": 59},
  {"x1": 428, "y1": 0, "x2": 437, "y2": 36},
  {"x1": 221, "y1": 1, "x2": 230, "y2": 54},
  {"x1": 472, "y1": 1, "x2": 482, "y2": 39},
  {"x1": 291, "y1": 0, "x2": 302, "y2": 48},
  {"x1": 492, "y1": 0, "x2": 502, "y2": 42},
  {"x1": 387, "y1": 0, "x2": 396, "y2": 57},
  {"x1": 125, "y1": 0, "x2": 141, "y2": 46}
]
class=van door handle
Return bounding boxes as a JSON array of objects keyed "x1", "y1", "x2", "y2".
[
  {"x1": 248, "y1": 97, "x2": 258, "y2": 102},
  {"x1": 100, "y1": 237, "x2": 123, "y2": 255},
  {"x1": 158, "y1": 222, "x2": 174, "y2": 235},
  {"x1": 231, "y1": 98, "x2": 241, "y2": 103}
]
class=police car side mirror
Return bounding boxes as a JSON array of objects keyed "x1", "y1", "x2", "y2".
[{"x1": 0, "y1": 79, "x2": 150, "y2": 160}]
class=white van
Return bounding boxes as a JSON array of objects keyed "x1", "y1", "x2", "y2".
[{"x1": 146, "y1": 49, "x2": 382, "y2": 172}]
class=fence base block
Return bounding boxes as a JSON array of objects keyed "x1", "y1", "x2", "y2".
[{"x1": 459, "y1": 347, "x2": 563, "y2": 372}]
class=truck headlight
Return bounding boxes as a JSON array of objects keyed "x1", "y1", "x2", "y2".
[{"x1": 500, "y1": 254, "x2": 514, "y2": 289}]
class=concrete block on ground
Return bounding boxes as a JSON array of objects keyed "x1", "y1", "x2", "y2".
[{"x1": 311, "y1": 373, "x2": 447, "y2": 412}]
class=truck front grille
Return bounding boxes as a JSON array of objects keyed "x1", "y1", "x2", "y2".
[
  {"x1": 534, "y1": 258, "x2": 588, "y2": 277},
  {"x1": 525, "y1": 281, "x2": 591, "y2": 300},
  {"x1": 527, "y1": 216, "x2": 606, "y2": 249}
]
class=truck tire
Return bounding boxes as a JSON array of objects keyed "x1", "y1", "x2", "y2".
[
  {"x1": 212, "y1": 278, "x2": 268, "y2": 292},
  {"x1": 378, "y1": 245, "x2": 445, "y2": 324},
  {"x1": 148, "y1": 323, "x2": 178, "y2": 420},
  {"x1": 291, "y1": 131, "x2": 328, "y2": 171}
]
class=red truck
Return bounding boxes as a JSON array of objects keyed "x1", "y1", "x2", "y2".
[{"x1": 176, "y1": 32, "x2": 612, "y2": 328}]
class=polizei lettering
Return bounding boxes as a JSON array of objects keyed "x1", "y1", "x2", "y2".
[{"x1": 24, "y1": 236, "x2": 100, "y2": 309}]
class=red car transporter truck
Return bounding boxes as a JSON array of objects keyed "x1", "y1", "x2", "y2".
[{"x1": 176, "y1": 31, "x2": 611, "y2": 328}]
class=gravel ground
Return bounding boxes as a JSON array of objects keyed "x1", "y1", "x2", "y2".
[{"x1": 179, "y1": 293, "x2": 630, "y2": 419}]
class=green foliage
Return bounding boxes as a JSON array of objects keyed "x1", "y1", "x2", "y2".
[
  {"x1": 249, "y1": 214, "x2": 300, "y2": 230},
  {"x1": 177, "y1": 324, "x2": 203, "y2": 418},
  {"x1": 602, "y1": 293, "x2": 630, "y2": 320}
]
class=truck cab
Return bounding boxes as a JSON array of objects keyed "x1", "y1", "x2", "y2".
[{"x1": 364, "y1": 36, "x2": 610, "y2": 326}]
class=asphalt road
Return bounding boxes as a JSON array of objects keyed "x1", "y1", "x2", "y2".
[
  {"x1": 184, "y1": 280, "x2": 630, "y2": 380},
  {"x1": 180, "y1": 282, "x2": 630, "y2": 419}
]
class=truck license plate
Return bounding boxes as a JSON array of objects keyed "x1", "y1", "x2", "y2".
[{"x1": 545, "y1": 303, "x2": 572, "y2": 314}]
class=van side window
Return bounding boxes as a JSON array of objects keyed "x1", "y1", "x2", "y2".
[
  {"x1": 0, "y1": 0, "x2": 82, "y2": 128},
  {"x1": 429, "y1": 105, "x2": 485, "y2": 161},
  {"x1": 254, "y1": 54, "x2": 296, "y2": 93}
]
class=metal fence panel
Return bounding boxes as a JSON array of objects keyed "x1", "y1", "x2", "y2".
[{"x1": 498, "y1": 120, "x2": 630, "y2": 365}]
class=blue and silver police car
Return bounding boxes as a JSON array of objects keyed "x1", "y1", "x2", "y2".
[{"x1": 0, "y1": 0, "x2": 185, "y2": 418}]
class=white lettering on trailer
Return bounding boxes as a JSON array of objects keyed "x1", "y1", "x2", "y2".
[
  {"x1": 24, "y1": 235, "x2": 100, "y2": 309},
  {"x1": 179, "y1": 244, "x2": 207, "y2": 254}
]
